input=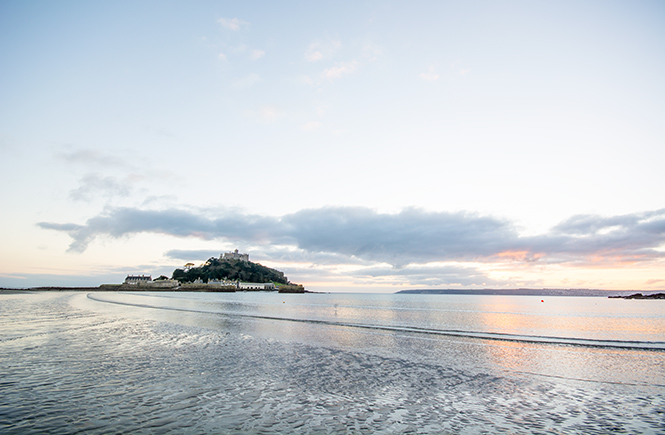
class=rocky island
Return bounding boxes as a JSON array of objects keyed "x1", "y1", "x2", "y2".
[
  {"x1": 165, "y1": 250, "x2": 306, "y2": 293},
  {"x1": 3, "y1": 250, "x2": 306, "y2": 293},
  {"x1": 608, "y1": 293, "x2": 665, "y2": 300}
]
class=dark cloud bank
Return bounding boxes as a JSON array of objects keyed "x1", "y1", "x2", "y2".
[{"x1": 38, "y1": 206, "x2": 665, "y2": 268}]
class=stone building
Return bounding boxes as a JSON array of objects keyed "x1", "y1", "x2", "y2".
[
  {"x1": 124, "y1": 275, "x2": 152, "y2": 284},
  {"x1": 222, "y1": 249, "x2": 249, "y2": 262}
]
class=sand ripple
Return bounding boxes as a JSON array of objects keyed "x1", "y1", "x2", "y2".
[{"x1": 1, "y1": 292, "x2": 663, "y2": 434}]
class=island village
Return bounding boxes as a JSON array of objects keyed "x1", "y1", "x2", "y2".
[{"x1": 118, "y1": 250, "x2": 304, "y2": 293}]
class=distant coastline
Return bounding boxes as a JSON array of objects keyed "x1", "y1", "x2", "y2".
[
  {"x1": 0, "y1": 285, "x2": 309, "y2": 294},
  {"x1": 1, "y1": 287, "x2": 103, "y2": 292},
  {"x1": 395, "y1": 288, "x2": 665, "y2": 297},
  {"x1": 608, "y1": 293, "x2": 665, "y2": 300},
  {"x1": 3, "y1": 287, "x2": 663, "y2": 297}
]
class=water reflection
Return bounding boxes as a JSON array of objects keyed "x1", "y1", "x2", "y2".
[
  {"x1": 81, "y1": 291, "x2": 665, "y2": 387},
  {"x1": 88, "y1": 292, "x2": 665, "y2": 341},
  {"x1": 4, "y1": 291, "x2": 664, "y2": 435}
]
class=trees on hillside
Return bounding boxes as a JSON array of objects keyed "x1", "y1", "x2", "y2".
[{"x1": 171, "y1": 258, "x2": 290, "y2": 285}]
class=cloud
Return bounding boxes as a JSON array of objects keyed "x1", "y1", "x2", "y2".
[
  {"x1": 350, "y1": 264, "x2": 497, "y2": 287},
  {"x1": 450, "y1": 60, "x2": 471, "y2": 76},
  {"x1": 39, "y1": 222, "x2": 85, "y2": 232},
  {"x1": 217, "y1": 17, "x2": 248, "y2": 31},
  {"x1": 282, "y1": 207, "x2": 518, "y2": 266},
  {"x1": 530, "y1": 209, "x2": 665, "y2": 264},
  {"x1": 69, "y1": 174, "x2": 132, "y2": 202},
  {"x1": 0, "y1": 272, "x2": 119, "y2": 288},
  {"x1": 254, "y1": 248, "x2": 371, "y2": 266},
  {"x1": 306, "y1": 51, "x2": 323, "y2": 62},
  {"x1": 218, "y1": 47, "x2": 264, "y2": 63},
  {"x1": 250, "y1": 49, "x2": 265, "y2": 60},
  {"x1": 58, "y1": 148, "x2": 128, "y2": 168},
  {"x1": 297, "y1": 75, "x2": 314, "y2": 86},
  {"x1": 551, "y1": 212, "x2": 662, "y2": 235},
  {"x1": 37, "y1": 207, "x2": 665, "y2": 269},
  {"x1": 39, "y1": 207, "x2": 284, "y2": 253},
  {"x1": 0, "y1": 266, "x2": 179, "y2": 288},
  {"x1": 37, "y1": 222, "x2": 89, "y2": 253},
  {"x1": 322, "y1": 61, "x2": 358, "y2": 81},
  {"x1": 305, "y1": 39, "x2": 342, "y2": 62},
  {"x1": 165, "y1": 249, "x2": 224, "y2": 262},
  {"x1": 362, "y1": 42, "x2": 384, "y2": 62},
  {"x1": 300, "y1": 121, "x2": 322, "y2": 131},
  {"x1": 230, "y1": 44, "x2": 248, "y2": 54},
  {"x1": 141, "y1": 194, "x2": 179, "y2": 207},
  {"x1": 232, "y1": 73, "x2": 261, "y2": 89},
  {"x1": 251, "y1": 105, "x2": 283, "y2": 123},
  {"x1": 419, "y1": 67, "x2": 439, "y2": 82},
  {"x1": 163, "y1": 248, "x2": 361, "y2": 268}
]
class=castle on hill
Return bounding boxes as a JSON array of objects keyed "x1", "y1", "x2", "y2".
[{"x1": 222, "y1": 249, "x2": 249, "y2": 262}]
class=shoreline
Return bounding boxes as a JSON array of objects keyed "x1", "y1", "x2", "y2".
[
  {"x1": 609, "y1": 293, "x2": 665, "y2": 300},
  {"x1": 0, "y1": 286, "x2": 310, "y2": 293},
  {"x1": 1, "y1": 287, "x2": 104, "y2": 292},
  {"x1": 396, "y1": 288, "x2": 665, "y2": 297},
  {"x1": 3, "y1": 287, "x2": 663, "y2": 298},
  {"x1": 1, "y1": 291, "x2": 663, "y2": 434}
]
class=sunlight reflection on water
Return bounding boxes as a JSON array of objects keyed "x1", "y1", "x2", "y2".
[
  {"x1": 82, "y1": 291, "x2": 665, "y2": 387},
  {"x1": 2, "y1": 291, "x2": 663, "y2": 434}
]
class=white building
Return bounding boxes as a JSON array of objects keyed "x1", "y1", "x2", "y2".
[
  {"x1": 238, "y1": 282, "x2": 276, "y2": 290},
  {"x1": 124, "y1": 275, "x2": 152, "y2": 284}
]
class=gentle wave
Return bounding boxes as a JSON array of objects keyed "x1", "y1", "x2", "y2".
[{"x1": 87, "y1": 293, "x2": 665, "y2": 351}]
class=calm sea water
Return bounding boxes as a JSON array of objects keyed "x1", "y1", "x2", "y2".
[{"x1": 1, "y1": 291, "x2": 664, "y2": 434}]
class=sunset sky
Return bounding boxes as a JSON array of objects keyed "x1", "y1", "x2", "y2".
[{"x1": 1, "y1": 0, "x2": 664, "y2": 292}]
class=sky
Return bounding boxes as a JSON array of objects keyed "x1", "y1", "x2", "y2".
[{"x1": 1, "y1": 0, "x2": 664, "y2": 292}]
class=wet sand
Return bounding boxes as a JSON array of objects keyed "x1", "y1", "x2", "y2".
[{"x1": 1, "y1": 292, "x2": 663, "y2": 434}]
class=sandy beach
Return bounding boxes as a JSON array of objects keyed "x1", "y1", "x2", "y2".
[{"x1": 1, "y1": 291, "x2": 663, "y2": 434}]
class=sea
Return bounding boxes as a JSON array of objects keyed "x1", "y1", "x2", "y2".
[{"x1": 1, "y1": 290, "x2": 663, "y2": 434}]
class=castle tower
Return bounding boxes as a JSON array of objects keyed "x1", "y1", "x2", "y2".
[{"x1": 222, "y1": 249, "x2": 249, "y2": 262}]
